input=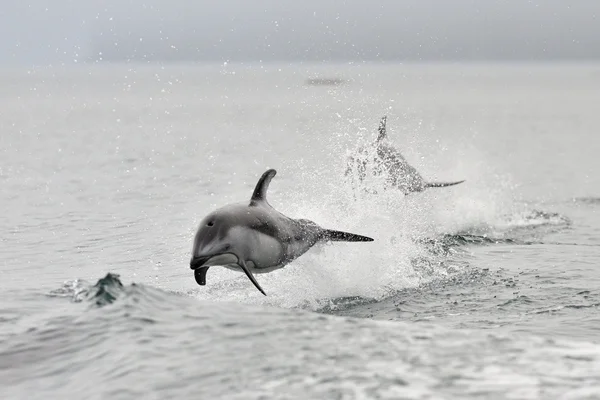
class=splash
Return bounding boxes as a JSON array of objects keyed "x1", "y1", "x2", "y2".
[{"x1": 184, "y1": 116, "x2": 526, "y2": 309}]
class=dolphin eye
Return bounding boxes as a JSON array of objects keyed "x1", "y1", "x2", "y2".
[{"x1": 207, "y1": 221, "x2": 214, "y2": 227}]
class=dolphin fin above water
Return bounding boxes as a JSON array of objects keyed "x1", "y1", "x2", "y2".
[
  {"x1": 250, "y1": 168, "x2": 276, "y2": 207},
  {"x1": 376, "y1": 115, "x2": 387, "y2": 142}
]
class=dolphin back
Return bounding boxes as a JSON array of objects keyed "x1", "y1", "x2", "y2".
[{"x1": 321, "y1": 229, "x2": 374, "y2": 242}]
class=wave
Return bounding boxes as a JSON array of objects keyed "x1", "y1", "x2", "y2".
[
  {"x1": 48, "y1": 273, "x2": 130, "y2": 306},
  {"x1": 4, "y1": 273, "x2": 600, "y2": 399},
  {"x1": 414, "y1": 208, "x2": 571, "y2": 255}
]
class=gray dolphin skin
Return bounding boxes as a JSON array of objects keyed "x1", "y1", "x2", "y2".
[
  {"x1": 190, "y1": 169, "x2": 374, "y2": 295},
  {"x1": 346, "y1": 116, "x2": 465, "y2": 195}
]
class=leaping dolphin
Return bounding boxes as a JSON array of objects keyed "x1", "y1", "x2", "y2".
[
  {"x1": 189, "y1": 169, "x2": 374, "y2": 295},
  {"x1": 346, "y1": 116, "x2": 464, "y2": 195}
]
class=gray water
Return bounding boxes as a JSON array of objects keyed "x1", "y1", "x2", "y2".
[{"x1": 1, "y1": 63, "x2": 600, "y2": 399}]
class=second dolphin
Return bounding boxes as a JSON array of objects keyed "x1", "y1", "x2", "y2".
[{"x1": 346, "y1": 116, "x2": 465, "y2": 195}]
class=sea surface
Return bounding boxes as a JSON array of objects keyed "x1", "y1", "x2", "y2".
[{"x1": 1, "y1": 62, "x2": 600, "y2": 399}]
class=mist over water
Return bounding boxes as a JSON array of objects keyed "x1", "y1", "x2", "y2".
[{"x1": 2, "y1": 1, "x2": 600, "y2": 65}]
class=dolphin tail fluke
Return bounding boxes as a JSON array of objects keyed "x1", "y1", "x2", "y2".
[
  {"x1": 322, "y1": 229, "x2": 374, "y2": 242},
  {"x1": 425, "y1": 180, "x2": 465, "y2": 189},
  {"x1": 239, "y1": 260, "x2": 267, "y2": 296}
]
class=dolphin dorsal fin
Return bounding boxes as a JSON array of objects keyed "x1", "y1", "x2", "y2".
[
  {"x1": 376, "y1": 116, "x2": 387, "y2": 142},
  {"x1": 250, "y1": 169, "x2": 277, "y2": 206}
]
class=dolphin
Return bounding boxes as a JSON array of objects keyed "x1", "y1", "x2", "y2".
[
  {"x1": 345, "y1": 116, "x2": 464, "y2": 195},
  {"x1": 189, "y1": 169, "x2": 374, "y2": 295}
]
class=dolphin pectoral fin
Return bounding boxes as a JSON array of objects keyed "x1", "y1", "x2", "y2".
[
  {"x1": 239, "y1": 261, "x2": 267, "y2": 296},
  {"x1": 250, "y1": 169, "x2": 277, "y2": 207},
  {"x1": 321, "y1": 229, "x2": 374, "y2": 242},
  {"x1": 194, "y1": 267, "x2": 209, "y2": 286},
  {"x1": 425, "y1": 180, "x2": 465, "y2": 188}
]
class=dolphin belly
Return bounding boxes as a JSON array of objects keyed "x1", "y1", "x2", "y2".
[{"x1": 230, "y1": 226, "x2": 286, "y2": 272}]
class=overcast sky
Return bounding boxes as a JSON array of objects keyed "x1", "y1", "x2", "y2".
[{"x1": 1, "y1": 0, "x2": 599, "y2": 65}]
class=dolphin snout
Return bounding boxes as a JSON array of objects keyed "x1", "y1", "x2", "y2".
[{"x1": 189, "y1": 252, "x2": 239, "y2": 286}]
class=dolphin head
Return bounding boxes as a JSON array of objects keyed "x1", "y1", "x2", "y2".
[
  {"x1": 188, "y1": 169, "x2": 285, "y2": 296},
  {"x1": 189, "y1": 205, "x2": 268, "y2": 295},
  {"x1": 190, "y1": 210, "x2": 239, "y2": 276}
]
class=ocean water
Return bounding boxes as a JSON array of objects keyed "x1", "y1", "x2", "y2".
[{"x1": 1, "y1": 62, "x2": 600, "y2": 399}]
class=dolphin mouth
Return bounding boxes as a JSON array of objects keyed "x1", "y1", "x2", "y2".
[
  {"x1": 190, "y1": 253, "x2": 239, "y2": 270},
  {"x1": 190, "y1": 256, "x2": 211, "y2": 286},
  {"x1": 190, "y1": 253, "x2": 240, "y2": 287},
  {"x1": 190, "y1": 255, "x2": 213, "y2": 270},
  {"x1": 189, "y1": 254, "x2": 267, "y2": 296}
]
